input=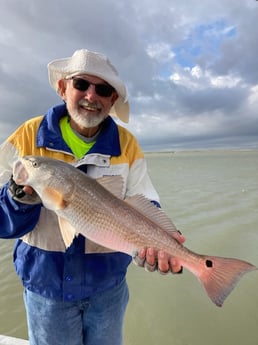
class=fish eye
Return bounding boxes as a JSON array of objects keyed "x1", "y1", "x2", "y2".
[{"x1": 29, "y1": 158, "x2": 39, "y2": 168}]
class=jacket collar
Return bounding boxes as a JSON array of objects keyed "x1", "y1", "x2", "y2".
[{"x1": 36, "y1": 103, "x2": 121, "y2": 157}]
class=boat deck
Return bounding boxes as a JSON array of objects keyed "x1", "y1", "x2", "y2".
[{"x1": 0, "y1": 335, "x2": 29, "y2": 345}]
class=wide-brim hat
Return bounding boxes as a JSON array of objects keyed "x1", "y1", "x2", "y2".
[{"x1": 48, "y1": 49, "x2": 129, "y2": 123}]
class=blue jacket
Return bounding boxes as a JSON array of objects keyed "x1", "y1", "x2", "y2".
[{"x1": 0, "y1": 104, "x2": 160, "y2": 301}]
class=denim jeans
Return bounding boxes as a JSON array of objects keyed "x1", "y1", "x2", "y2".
[{"x1": 23, "y1": 279, "x2": 129, "y2": 345}]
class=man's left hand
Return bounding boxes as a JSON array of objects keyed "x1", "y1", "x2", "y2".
[{"x1": 133, "y1": 230, "x2": 186, "y2": 274}]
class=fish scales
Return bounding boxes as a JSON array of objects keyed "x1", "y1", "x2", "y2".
[
  {"x1": 65, "y1": 175, "x2": 185, "y2": 256},
  {"x1": 60, "y1": 175, "x2": 177, "y2": 254},
  {"x1": 13, "y1": 155, "x2": 257, "y2": 307}
]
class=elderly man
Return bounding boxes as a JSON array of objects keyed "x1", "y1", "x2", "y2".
[{"x1": 0, "y1": 49, "x2": 184, "y2": 345}]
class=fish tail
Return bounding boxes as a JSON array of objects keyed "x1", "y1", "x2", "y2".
[{"x1": 187, "y1": 255, "x2": 257, "y2": 307}]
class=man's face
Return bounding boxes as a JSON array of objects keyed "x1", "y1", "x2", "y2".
[{"x1": 59, "y1": 74, "x2": 118, "y2": 130}]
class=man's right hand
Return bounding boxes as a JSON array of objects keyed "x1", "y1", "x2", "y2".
[{"x1": 8, "y1": 176, "x2": 41, "y2": 205}]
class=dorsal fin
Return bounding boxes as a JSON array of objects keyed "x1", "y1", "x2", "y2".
[
  {"x1": 96, "y1": 175, "x2": 124, "y2": 199},
  {"x1": 97, "y1": 175, "x2": 178, "y2": 234},
  {"x1": 125, "y1": 195, "x2": 178, "y2": 234}
]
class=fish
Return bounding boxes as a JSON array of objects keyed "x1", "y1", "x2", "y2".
[{"x1": 13, "y1": 155, "x2": 257, "y2": 307}]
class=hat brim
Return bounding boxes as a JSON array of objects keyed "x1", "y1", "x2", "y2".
[
  {"x1": 48, "y1": 54, "x2": 129, "y2": 123},
  {"x1": 110, "y1": 97, "x2": 129, "y2": 123}
]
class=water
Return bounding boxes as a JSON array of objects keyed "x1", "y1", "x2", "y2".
[{"x1": 0, "y1": 150, "x2": 258, "y2": 344}]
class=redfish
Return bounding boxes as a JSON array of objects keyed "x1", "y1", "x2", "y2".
[{"x1": 13, "y1": 155, "x2": 257, "y2": 307}]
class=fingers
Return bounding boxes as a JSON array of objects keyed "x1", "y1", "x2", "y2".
[
  {"x1": 8, "y1": 175, "x2": 41, "y2": 205},
  {"x1": 157, "y1": 251, "x2": 183, "y2": 274},
  {"x1": 171, "y1": 230, "x2": 186, "y2": 244},
  {"x1": 169, "y1": 256, "x2": 183, "y2": 274},
  {"x1": 133, "y1": 248, "x2": 157, "y2": 272},
  {"x1": 157, "y1": 250, "x2": 170, "y2": 274},
  {"x1": 132, "y1": 230, "x2": 185, "y2": 274},
  {"x1": 144, "y1": 248, "x2": 157, "y2": 272},
  {"x1": 132, "y1": 248, "x2": 146, "y2": 267},
  {"x1": 133, "y1": 250, "x2": 183, "y2": 274},
  {"x1": 23, "y1": 185, "x2": 35, "y2": 195}
]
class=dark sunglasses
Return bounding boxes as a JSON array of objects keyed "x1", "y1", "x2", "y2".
[{"x1": 69, "y1": 77, "x2": 115, "y2": 97}]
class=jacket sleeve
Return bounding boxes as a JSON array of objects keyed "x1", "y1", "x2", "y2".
[
  {"x1": 0, "y1": 182, "x2": 41, "y2": 238},
  {"x1": 0, "y1": 139, "x2": 41, "y2": 239},
  {"x1": 127, "y1": 156, "x2": 160, "y2": 206},
  {"x1": 124, "y1": 135, "x2": 160, "y2": 206}
]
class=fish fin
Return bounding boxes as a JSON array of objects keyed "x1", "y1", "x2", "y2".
[
  {"x1": 85, "y1": 239, "x2": 115, "y2": 254},
  {"x1": 96, "y1": 175, "x2": 124, "y2": 199},
  {"x1": 42, "y1": 187, "x2": 68, "y2": 210},
  {"x1": 186, "y1": 255, "x2": 257, "y2": 307},
  {"x1": 58, "y1": 217, "x2": 78, "y2": 248},
  {"x1": 125, "y1": 195, "x2": 178, "y2": 234}
]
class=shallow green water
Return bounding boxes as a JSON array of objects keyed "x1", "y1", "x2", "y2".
[{"x1": 1, "y1": 150, "x2": 258, "y2": 344}]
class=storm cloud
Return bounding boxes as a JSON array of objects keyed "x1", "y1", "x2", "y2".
[{"x1": 0, "y1": 0, "x2": 257, "y2": 150}]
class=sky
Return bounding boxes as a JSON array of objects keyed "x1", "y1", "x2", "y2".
[{"x1": 0, "y1": 0, "x2": 258, "y2": 151}]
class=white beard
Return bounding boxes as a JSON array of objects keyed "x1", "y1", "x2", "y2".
[
  {"x1": 66, "y1": 100, "x2": 107, "y2": 128},
  {"x1": 70, "y1": 111, "x2": 106, "y2": 128}
]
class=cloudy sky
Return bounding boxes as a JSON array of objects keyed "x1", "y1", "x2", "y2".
[{"x1": 0, "y1": 0, "x2": 257, "y2": 151}]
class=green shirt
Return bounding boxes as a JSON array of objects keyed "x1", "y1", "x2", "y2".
[{"x1": 59, "y1": 116, "x2": 96, "y2": 159}]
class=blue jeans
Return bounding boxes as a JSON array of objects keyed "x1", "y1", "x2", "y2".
[{"x1": 23, "y1": 279, "x2": 129, "y2": 345}]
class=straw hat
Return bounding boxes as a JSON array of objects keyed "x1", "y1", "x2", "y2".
[{"x1": 48, "y1": 49, "x2": 129, "y2": 123}]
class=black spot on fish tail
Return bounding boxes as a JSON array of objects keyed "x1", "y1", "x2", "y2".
[{"x1": 206, "y1": 260, "x2": 213, "y2": 268}]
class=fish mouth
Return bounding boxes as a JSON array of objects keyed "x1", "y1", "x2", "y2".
[{"x1": 13, "y1": 160, "x2": 29, "y2": 185}]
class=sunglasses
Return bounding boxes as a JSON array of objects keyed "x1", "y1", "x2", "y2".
[{"x1": 69, "y1": 77, "x2": 115, "y2": 97}]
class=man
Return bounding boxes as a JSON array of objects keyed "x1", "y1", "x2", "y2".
[{"x1": 0, "y1": 49, "x2": 185, "y2": 345}]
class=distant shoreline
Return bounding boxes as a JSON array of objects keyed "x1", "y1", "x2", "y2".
[{"x1": 144, "y1": 147, "x2": 258, "y2": 155}]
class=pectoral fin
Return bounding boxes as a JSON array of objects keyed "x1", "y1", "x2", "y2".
[
  {"x1": 42, "y1": 187, "x2": 68, "y2": 211},
  {"x1": 58, "y1": 217, "x2": 78, "y2": 248}
]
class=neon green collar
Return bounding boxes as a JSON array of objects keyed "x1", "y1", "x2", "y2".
[{"x1": 59, "y1": 116, "x2": 96, "y2": 159}]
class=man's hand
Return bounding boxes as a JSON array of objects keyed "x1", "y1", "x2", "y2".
[
  {"x1": 8, "y1": 176, "x2": 41, "y2": 205},
  {"x1": 133, "y1": 230, "x2": 186, "y2": 274}
]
